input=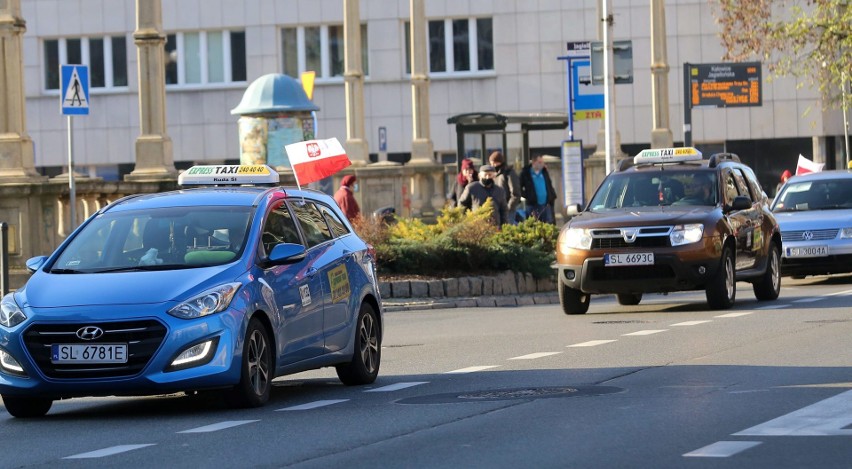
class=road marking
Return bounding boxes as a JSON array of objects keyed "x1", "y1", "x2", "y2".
[
  {"x1": 64, "y1": 444, "x2": 156, "y2": 459},
  {"x1": 446, "y1": 366, "x2": 500, "y2": 374},
  {"x1": 364, "y1": 382, "x2": 427, "y2": 392},
  {"x1": 734, "y1": 389, "x2": 852, "y2": 436},
  {"x1": 277, "y1": 399, "x2": 349, "y2": 411},
  {"x1": 756, "y1": 304, "x2": 789, "y2": 310},
  {"x1": 826, "y1": 289, "x2": 852, "y2": 296},
  {"x1": 793, "y1": 297, "x2": 823, "y2": 303},
  {"x1": 683, "y1": 441, "x2": 761, "y2": 458},
  {"x1": 177, "y1": 420, "x2": 259, "y2": 433},
  {"x1": 508, "y1": 352, "x2": 562, "y2": 360},
  {"x1": 670, "y1": 320, "x2": 712, "y2": 326},
  {"x1": 568, "y1": 340, "x2": 617, "y2": 347},
  {"x1": 622, "y1": 329, "x2": 668, "y2": 336},
  {"x1": 715, "y1": 312, "x2": 752, "y2": 318}
]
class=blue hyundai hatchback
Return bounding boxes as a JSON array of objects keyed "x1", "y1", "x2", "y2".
[{"x1": 0, "y1": 165, "x2": 382, "y2": 418}]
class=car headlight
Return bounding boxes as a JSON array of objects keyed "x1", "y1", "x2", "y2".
[
  {"x1": 560, "y1": 228, "x2": 592, "y2": 250},
  {"x1": 670, "y1": 224, "x2": 704, "y2": 246},
  {"x1": 168, "y1": 283, "x2": 241, "y2": 319},
  {"x1": 0, "y1": 293, "x2": 27, "y2": 328},
  {"x1": 841, "y1": 228, "x2": 852, "y2": 239}
]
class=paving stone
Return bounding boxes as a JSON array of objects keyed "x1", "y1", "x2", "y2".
[
  {"x1": 427, "y1": 280, "x2": 444, "y2": 297},
  {"x1": 468, "y1": 276, "x2": 482, "y2": 296},
  {"x1": 457, "y1": 277, "x2": 471, "y2": 297},
  {"x1": 443, "y1": 279, "x2": 458, "y2": 297},
  {"x1": 495, "y1": 296, "x2": 517, "y2": 307},
  {"x1": 379, "y1": 282, "x2": 391, "y2": 298},
  {"x1": 391, "y1": 281, "x2": 410, "y2": 298},
  {"x1": 410, "y1": 280, "x2": 429, "y2": 297}
]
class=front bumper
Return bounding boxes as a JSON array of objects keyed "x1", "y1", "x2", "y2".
[{"x1": 781, "y1": 241, "x2": 852, "y2": 277}]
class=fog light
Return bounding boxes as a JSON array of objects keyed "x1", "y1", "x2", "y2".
[
  {"x1": 564, "y1": 270, "x2": 576, "y2": 280},
  {"x1": 0, "y1": 348, "x2": 26, "y2": 376},
  {"x1": 167, "y1": 338, "x2": 218, "y2": 371}
]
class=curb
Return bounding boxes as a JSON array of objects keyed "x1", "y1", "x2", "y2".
[{"x1": 381, "y1": 292, "x2": 560, "y2": 312}]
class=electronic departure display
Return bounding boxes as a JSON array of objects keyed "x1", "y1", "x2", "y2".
[{"x1": 688, "y1": 62, "x2": 762, "y2": 108}]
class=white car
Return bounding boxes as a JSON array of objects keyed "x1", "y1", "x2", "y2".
[{"x1": 771, "y1": 170, "x2": 852, "y2": 277}]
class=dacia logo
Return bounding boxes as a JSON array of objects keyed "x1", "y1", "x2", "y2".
[
  {"x1": 76, "y1": 326, "x2": 104, "y2": 341},
  {"x1": 621, "y1": 228, "x2": 638, "y2": 243}
]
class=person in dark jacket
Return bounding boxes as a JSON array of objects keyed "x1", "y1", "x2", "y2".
[
  {"x1": 520, "y1": 155, "x2": 557, "y2": 224},
  {"x1": 448, "y1": 158, "x2": 478, "y2": 208},
  {"x1": 334, "y1": 174, "x2": 360, "y2": 221},
  {"x1": 488, "y1": 151, "x2": 522, "y2": 223},
  {"x1": 458, "y1": 164, "x2": 509, "y2": 226}
]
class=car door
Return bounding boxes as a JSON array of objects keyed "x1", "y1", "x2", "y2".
[
  {"x1": 723, "y1": 169, "x2": 757, "y2": 270},
  {"x1": 259, "y1": 201, "x2": 325, "y2": 364}
]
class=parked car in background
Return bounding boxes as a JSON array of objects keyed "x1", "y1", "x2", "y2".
[
  {"x1": 0, "y1": 165, "x2": 382, "y2": 418},
  {"x1": 555, "y1": 147, "x2": 782, "y2": 314},
  {"x1": 771, "y1": 170, "x2": 852, "y2": 277}
]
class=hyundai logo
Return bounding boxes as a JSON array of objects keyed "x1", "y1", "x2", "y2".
[
  {"x1": 76, "y1": 326, "x2": 104, "y2": 341},
  {"x1": 802, "y1": 231, "x2": 814, "y2": 241}
]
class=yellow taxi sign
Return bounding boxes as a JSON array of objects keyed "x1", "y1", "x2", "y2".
[
  {"x1": 178, "y1": 164, "x2": 280, "y2": 185},
  {"x1": 634, "y1": 147, "x2": 702, "y2": 165}
]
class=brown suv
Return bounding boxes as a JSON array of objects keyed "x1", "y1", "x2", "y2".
[{"x1": 555, "y1": 148, "x2": 781, "y2": 314}]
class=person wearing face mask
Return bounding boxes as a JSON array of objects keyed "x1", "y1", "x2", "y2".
[
  {"x1": 334, "y1": 174, "x2": 361, "y2": 221},
  {"x1": 520, "y1": 154, "x2": 557, "y2": 224},
  {"x1": 488, "y1": 151, "x2": 522, "y2": 223},
  {"x1": 458, "y1": 164, "x2": 509, "y2": 226},
  {"x1": 448, "y1": 158, "x2": 478, "y2": 208}
]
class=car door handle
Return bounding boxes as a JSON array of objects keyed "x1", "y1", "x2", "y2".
[{"x1": 306, "y1": 267, "x2": 318, "y2": 278}]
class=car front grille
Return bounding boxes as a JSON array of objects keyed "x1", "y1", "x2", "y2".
[
  {"x1": 590, "y1": 226, "x2": 672, "y2": 250},
  {"x1": 781, "y1": 229, "x2": 838, "y2": 242},
  {"x1": 23, "y1": 320, "x2": 167, "y2": 379}
]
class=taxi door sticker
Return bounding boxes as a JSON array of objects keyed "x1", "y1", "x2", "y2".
[
  {"x1": 299, "y1": 284, "x2": 311, "y2": 306},
  {"x1": 753, "y1": 228, "x2": 763, "y2": 251},
  {"x1": 328, "y1": 265, "x2": 351, "y2": 304}
]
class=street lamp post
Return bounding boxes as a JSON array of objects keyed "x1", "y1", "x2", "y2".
[{"x1": 843, "y1": 71, "x2": 850, "y2": 168}]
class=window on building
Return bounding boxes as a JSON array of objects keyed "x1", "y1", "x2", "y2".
[
  {"x1": 404, "y1": 17, "x2": 493, "y2": 75},
  {"x1": 281, "y1": 24, "x2": 369, "y2": 80},
  {"x1": 43, "y1": 36, "x2": 128, "y2": 91},
  {"x1": 165, "y1": 30, "x2": 246, "y2": 86}
]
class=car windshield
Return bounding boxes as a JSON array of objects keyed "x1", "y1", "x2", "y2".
[
  {"x1": 772, "y1": 179, "x2": 852, "y2": 212},
  {"x1": 588, "y1": 170, "x2": 718, "y2": 210},
  {"x1": 50, "y1": 206, "x2": 254, "y2": 273}
]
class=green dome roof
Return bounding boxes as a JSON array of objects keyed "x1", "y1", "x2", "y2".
[{"x1": 231, "y1": 73, "x2": 319, "y2": 115}]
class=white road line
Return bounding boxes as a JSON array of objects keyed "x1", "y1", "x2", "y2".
[
  {"x1": 670, "y1": 320, "x2": 712, "y2": 326},
  {"x1": 446, "y1": 366, "x2": 500, "y2": 374},
  {"x1": 508, "y1": 352, "x2": 562, "y2": 360},
  {"x1": 715, "y1": 312, "x2": 753, "y2": 318},
  {"x1": 683, "y1": 441, "x2": 762, "y2": 458},
  {"x1": 756, "y1": 304, "x2": 789, "y2": 310},
  {"x1": 793, "y1": 297, "x2": 824, "y2": 303},
  {"x1": 826, "y1": 289, "x2": 852, "y2": 296},
  {"x1": 622, "y1": 330, "x2": 668, "y2": 336},
  {"x1": 568, "y1": 340, "x2": 617, "y2": 347},
  {"x1": 177, "y1": 420, "x2": 259, "y2": 433},
  {"x1": 364, "y1": 382, "x2": 428, "y2": 392},
  {"x1": 277, "y1": 399, "x2": 349, "y2": 411},
  {"x1": 64, "y1": 444, "x2": 156, "y2": 459},
  {"x1": 734, "y1": 389, "x2": 852, "y2": 436}
]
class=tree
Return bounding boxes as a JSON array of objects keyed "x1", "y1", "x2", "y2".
[{"x1": 712, "y1": 0, "x2": 851, "y2": 110}]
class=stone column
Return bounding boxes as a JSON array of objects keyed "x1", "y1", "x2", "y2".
[
  {"x1": 409, "y1": 0, "x2": 434, "y2": 163},
  {"x1": 343, "y1": 0, "x2": 369, "y2": 165},
  {"x1": 0, "y1": 0, "x2": 44, "y2": 182},
  {"x1": 650, "y1": 0, "x2": 673, "y2": 148},
  {"x1": 126, "y1": 0, "x2": 176, "y2": 181}
]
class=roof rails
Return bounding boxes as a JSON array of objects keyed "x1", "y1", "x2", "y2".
[
  {"x1": 708, "y1": 152, "x2": 740, "y2": 167},
  {"x1": 616, "y1": 158, "x2": 634, "y2": 172}
]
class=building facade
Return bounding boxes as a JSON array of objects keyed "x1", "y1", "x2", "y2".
[{"x1": 21, "y1": 0, "x2": 848, "y2": 191}]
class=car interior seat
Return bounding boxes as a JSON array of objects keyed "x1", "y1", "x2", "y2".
[{"x1": 632, "y1": 181, "x2": 660, "y2": 206}]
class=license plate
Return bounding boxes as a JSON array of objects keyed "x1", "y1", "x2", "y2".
[
  {"x1": 785, "y1": 245, "x2": 829, "y2": 258},
  {"x1": 604, "y1": 253, "x2": 654, "y2": 266},
  {"x1": 51, "y1": 344, "x2": 128, "y2": 364}
]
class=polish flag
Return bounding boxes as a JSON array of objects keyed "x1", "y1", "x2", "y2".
[
  {"x1": 285, "y1": 138, "x2": 351, "y2": 186},
  {"x1": 795, "y1": 154, "x2": 824, "y2": 175}
]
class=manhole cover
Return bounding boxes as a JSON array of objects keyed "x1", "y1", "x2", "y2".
[{"x1": 396, "y1": 385, "x2": 623, "y2": 405}]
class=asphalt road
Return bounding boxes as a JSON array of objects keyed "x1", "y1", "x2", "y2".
[{"x1": 2, "y1": 276, "x2": 852, "y2": 468}]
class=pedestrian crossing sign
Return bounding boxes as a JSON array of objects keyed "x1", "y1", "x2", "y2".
[{"x1": 61, "y1": 64, "x2": 89, "y2": 115}]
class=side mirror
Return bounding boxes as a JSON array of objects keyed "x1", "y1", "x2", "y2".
[
  {"x1": 26, "y1": 256, "x2": 48, "y2": 274},
  {"x1": 266, "y1": 243, "x2": 306, "y2": 266},
  {"x1": 565, "y1": 204, "x2": 583, "y2": 217},
  {"x1": 729, "y1": 195, "x2": 752, "y2": 211}
]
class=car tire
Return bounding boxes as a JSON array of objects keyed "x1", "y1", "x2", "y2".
[
  {"x1": 616, "y1": 293, "x2": 642, "y2": 306},
  {"x1": 226, "y1": 318, "x2": 273, "y2": 408},
  {"x1": 706, "y1": 245, "x2": 736, "y2": 310},
  {"x1": 559, "y1": 281, "x2": 590, "y2": 315},
  {"x1": 753, "y1": 241, "x2": 781, "y2": 301},
  {"x1": 336, "y1": 303, "x2": 381, "y2": 386},
  {"x1": 1, "y1": 395, "x2": 52, "y2": 418}
]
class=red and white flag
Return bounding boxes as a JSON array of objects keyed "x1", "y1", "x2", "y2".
[
  {"x1": 795, "y1": 154, "x2": 824, "y2": 175},
  {"x1": 285, "y1": 138, "x2": 351, "y2": 186}
]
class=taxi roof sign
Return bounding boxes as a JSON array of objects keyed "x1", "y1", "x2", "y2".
[
  {"x1": 178, "y1": 165, "x2": 280, "y2": 186},
  {"x1": 634, "y1": 147, "x2": 702, "y2": 165}
]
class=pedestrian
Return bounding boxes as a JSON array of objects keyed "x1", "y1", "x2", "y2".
[
  {"x1": 775, "y1": 169, "x2": 792, "y2": 196},
  {"x1": 334, "y1": 174, "x2": 360, "y2": 221},
  {"x1": 458, "y1": 164, "x2": 509, "y2": 226},
  {"x1": 520, "y1": 154, "x2": 557, "y2": 224},
  {"x1": 488, "y1": 151, "x2": 522, "y2": 223},
  {"x1": 448, "y1": 158, "x2": 478, "y2": 208}
]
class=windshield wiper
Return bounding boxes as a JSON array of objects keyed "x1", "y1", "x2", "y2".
[
  {"x1": 91, "y1": 264, "x2": 196, "y2": 273},
  {"x1": 48, "y1": 268, "x2": 83, "y2": 274}
]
